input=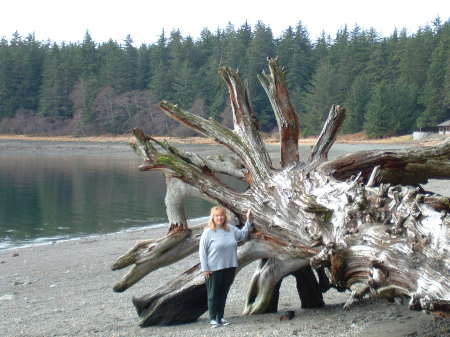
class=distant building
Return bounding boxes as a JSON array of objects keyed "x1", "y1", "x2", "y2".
[{"x1": 438, "y1": 120, "x2": 450, "y2": 135}]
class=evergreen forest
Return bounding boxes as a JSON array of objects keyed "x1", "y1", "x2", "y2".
[{"x1": 0, "y1": 18, "x2": 449, "y2": 138}]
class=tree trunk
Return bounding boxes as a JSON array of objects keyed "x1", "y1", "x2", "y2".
[{"x1": 112, "y1": 58, "x2": 450, "y2": 326}]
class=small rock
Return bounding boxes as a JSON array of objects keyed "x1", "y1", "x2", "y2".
[
  {"x1": 49, "y1": 284, "x2": 57, "y2": 288},
  {"x1": 14, "y1": 281, "x2": 24, "y2": 286},
  {"x1": 1, "y1": 260, "x2": 5, "y2": 264},
  {"x1": 292, "y1": 330, "x2": 299, "y2": 336},
  {"x1": 12, "y1": 253, "x2": 19, "y2": 257},
  {"x1": 279, "y1": 310, "x2": 295, "y2": 321}
]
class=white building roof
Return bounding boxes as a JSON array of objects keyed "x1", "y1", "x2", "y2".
[{"x1": 437, "y1": 120, "x2": 450, "y2": 127}]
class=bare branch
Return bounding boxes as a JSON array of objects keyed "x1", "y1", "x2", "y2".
[
  {"x1": 258, "y1": 57, "x2": 300, "y2": 167},
  {"x1": 367, "y1": 165, "x2": 381, "y2": 187},
  {"x1": 159, "y1": 102, "x2": 270, "y2": 185},
  {"x1": 164, "y1": 177, "x2": 213, "y2": 227},
  {"x1": 308, "y1": 105, "x2": 346, "y2": 164},
  {"x1": 112, "y1": 225, "x2": 202, "y2": 292},
  {"x1": 132, "y1": 128, "x2": 249, "y2": 211},
  {"x1": 218, "y1": 67, "x2": 271, "y2": 171}
]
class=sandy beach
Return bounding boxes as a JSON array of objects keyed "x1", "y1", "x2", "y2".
[{"x1": 1, "y1": 226, "x2": 449, "y2": 337}]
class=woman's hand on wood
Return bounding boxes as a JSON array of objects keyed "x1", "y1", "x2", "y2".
[{"x1": 246, "y1": 209, "x2": 252, "y2": 223}]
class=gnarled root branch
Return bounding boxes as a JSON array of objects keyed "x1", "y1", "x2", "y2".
[
  {"x1": 129, "y1": 238, "x2": 288, "y2": 326},
  {"x1": 243, "y1": 257, "x2": 311, "y2": 314},
  {"x1": 112, "y1": 224, "x2": 203, "y2": 292}
]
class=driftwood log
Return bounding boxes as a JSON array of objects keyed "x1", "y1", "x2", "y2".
[{"x1": 112, "y1": 58, "x2": 450, "y2": 326}]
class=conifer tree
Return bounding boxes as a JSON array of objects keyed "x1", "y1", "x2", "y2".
[
  {"x1": 38, "y1": 44, "x2": 77, "y2": 119},
  {"x1": 364, "y1": 81, "x2": 392, "y2": 137},
  {"x1": 417, "y1": 22, "x2": 450, "y2": 127},
  {"x1": 98, "y1": 39, "x2": 123, "y2": 88},
  {"x1": 343, "y1": 73, "x2": 372, "y2": 133},
  {"x1": 171, "y1": 35, "x2": 196, "y2": 108},
  {"x1": 20, "y1": 34, "x2": 45, "y2": 111},
  {"x1": 195, "y1": 28, "x2": 226, "y2": 119},
  {"x1": 365, "y1": 79, "x2": 418, "y2": 137},
  {"x1": 149, "y1": 31, "x2": 170, "y2": 101},
  {"x1": 80, "y1": 31, "x2": 98, "y2": 78},
  {"x1": 246, "y1": 21, "x2": 275, "y2": 129},
  {"x1": 117, "y1": 34, "x2": 138, "y2": 93},
  {"x1": 302, "y1": 58, "x2": 340, "y2": 135},
  {"x1": 0, "y1": 37, "x2": 15, "y2": 118},
  {"x1": 223, "y1": 21, "x2": 251, "y2": 76},
  {"x1": 136, "y1": 44, "x2": 151, "y2": 90}
]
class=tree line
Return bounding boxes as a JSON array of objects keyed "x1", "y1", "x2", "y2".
[{"x1": 0, "y1": 18, "x2": 449, "y2": 137}]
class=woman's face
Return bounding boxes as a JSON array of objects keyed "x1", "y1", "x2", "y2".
[{"x1": 213, "y1": 211, "x2": 225, "y2": 226}]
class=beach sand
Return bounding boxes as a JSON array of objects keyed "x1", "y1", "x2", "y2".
[{"x1": 1, "y1": 226, "x2": 449, "y2": 337}]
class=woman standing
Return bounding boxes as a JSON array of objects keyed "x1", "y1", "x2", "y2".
[{"x1": 199, "y1": 206, "x2": 252, "y2": 328}]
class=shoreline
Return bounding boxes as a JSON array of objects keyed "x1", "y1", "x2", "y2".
[
  {"x1": 0, "y1": 133, "x2": 420, "y2": 145},
  {"x1": 0, "y1": 222, "x2": 167, "y2": 252},
  {"x1": 0, "y1": 217, "x2": 209, "y2": 252},
  {"x1": 1, "y1": 226, "x2": 448, "y2": 337}
]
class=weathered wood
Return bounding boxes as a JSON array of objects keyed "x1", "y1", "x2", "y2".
[
  {"x1": 130, "y1": 238, "x2": 296, "y2": 326},
  {"x1": 308, "y1": 105, "x2": 346, "y2": 165},
  {"x1": 258, "y1": 57, "x2": 300, "y2": 167},
  {"x1": 320, "y1": 138, "x2": 450, "y2": 185},
  {"x1": 112, "y1": 58, "x2": 450, "y2": 326},
  {"x1": 112, "y1": 224, "x2": 202, "y2": 292},
  {"x1": 132, "y1": 264, "x2": 206, "y2": 326},
  {"x1": 219, "y1": 67, "x2": 272, "y2": 178}
]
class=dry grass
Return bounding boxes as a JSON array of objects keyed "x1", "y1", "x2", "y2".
[
  {"x1": 0, "y1": 132, "x2": 416, "y2": 145},
  {"x1": 0, "y1": 134, "x2": 213, "y2": 144}
]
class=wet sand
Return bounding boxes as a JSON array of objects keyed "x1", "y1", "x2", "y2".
[{"x1": 1, "y1": 226, "x2": 449, "y2": 337}]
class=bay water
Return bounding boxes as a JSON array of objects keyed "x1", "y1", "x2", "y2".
[{"x1": 0, "y1": 140, "x2": 447, "y2": 250}]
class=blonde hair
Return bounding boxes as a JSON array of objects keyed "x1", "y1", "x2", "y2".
[{"x1": 207, "y1": 206, "x2": 229, "y2": 231}]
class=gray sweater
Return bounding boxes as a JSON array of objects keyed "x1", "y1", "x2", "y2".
[{"x1": 199, "y1": 221, "x2": 252, "y2": 272}]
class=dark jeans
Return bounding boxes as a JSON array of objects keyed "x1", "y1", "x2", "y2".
[{"x1": 206, "y1": 267, "x2": 236, "y2": 321}]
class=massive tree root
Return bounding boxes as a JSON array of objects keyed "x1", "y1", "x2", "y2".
[{"x1": 112, "y1": 58, "x2": 450, "y2": 326}]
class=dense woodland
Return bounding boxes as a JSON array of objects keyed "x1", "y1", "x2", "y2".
[{"x1": 0, "y1": 18, "x2": 449, "y2": 137}]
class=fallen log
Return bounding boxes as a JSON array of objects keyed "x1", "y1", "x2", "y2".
[{"x1": 112, "y1": 58, "x2": 450, "y2": 326}]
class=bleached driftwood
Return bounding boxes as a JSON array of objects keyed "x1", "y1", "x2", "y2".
[{"x1": 112, "y1": 58, "x2": 450, "y2": 326}]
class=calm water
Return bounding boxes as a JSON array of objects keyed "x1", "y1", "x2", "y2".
[
  {"x1": 0, "y1": 141, "x2": 447, "y2": 250},
  {"x1": 0, "y1": 142, "x2": 218, "y2": 250}
]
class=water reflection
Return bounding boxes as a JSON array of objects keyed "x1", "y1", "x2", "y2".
[
  {"x1": 0, "y1": 152, "x2": 211, "y2": 249},
  {"x1": 0, "y1": 141, "x2": 447, "y2": 249}
]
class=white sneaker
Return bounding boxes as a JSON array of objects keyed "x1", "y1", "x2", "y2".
[
  {"x1": 220, "y1": 318, "x2": 230, "y2": 326},
  {"x1": 210, "y1": 320, "x2": 221, "y2": 328}
]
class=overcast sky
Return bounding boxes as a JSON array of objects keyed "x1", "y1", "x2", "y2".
[{"x1": 2, "y1": 0, "x2": 449, "y2": 45}]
